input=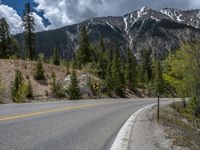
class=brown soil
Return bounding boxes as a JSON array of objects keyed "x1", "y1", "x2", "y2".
[{"x1": 0, "y1": 59, "x2": 99, "y2": 103}]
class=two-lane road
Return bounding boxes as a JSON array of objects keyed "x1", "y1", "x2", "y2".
[{"x1": 0, "y1": 98, "x2": 169, "y2": 150}]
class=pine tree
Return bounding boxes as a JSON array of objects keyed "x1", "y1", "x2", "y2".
[
  {"x1": 98, "y1": 52, "x2": 107, "y2": 79},
  {"x1": 52, "y1": 48, "x2": 60, "y2": 66},
  {"x1": 140, "y1": 49, "x2": 152, "y2": 83},
  {"x1": 104, "y1": 61, "x2": 113, "y2": 96},
  {"x1": 51, "y1": 71, "x2": 57, "y2": 95},
  {"x1": 34, "y1": 57, "x2": 45, "y2": 80},
  {"x1": 98, "y1": 35, "x2": 107, "y2": 79},
  {"x1": 11, "y1": 70, "x2": 23, "y2": 99},
  {"x1": 76, "y1": 26, "x2": 92, "y2": 68},
  {"x1": 154, "y1": 59, "x2": 164, "y2": 96},
  {"x1": 124, "y1": 48, "x2": 137, "y2": 90},
  {"x1": 111, "y1": 53, "x2": 125, "y2": 97},
  {"x1": 22, "y1": 3, "x2": 36, "y2": 60},
  {"x1": 67, "y1": 70, "x2": 81, "y2": 99},
  {"x1": 0, "y1": 18, "x2": 18, "y2": 58},
  {"x1": 0, "y1": 18, "x2": 10, "y2": 58},
  {"x1": 26, "y1": 78, "x2": 33, "y2": 98},
  {"x1": 11, "y1": 70, "x2": 27, "y2": 103},
  {"x1": 99, "y1": 35, "x2": 106, "y2": 52},
  {"x1": 9, "y1": 38, "x2": 19, "y2": 57}
]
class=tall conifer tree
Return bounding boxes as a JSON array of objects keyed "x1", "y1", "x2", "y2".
[
  {"x1": 124, "y1": 48, "x2": 137, "y2": 90},
  {"x1": 67, "y1": 70, "x2": 81, "y2": 99},
  {"x1": 52, "y1": 48, "x2": 60, "y2": 66},
  {"x1": 111, "y1": 50, "x2": 125, "y2": 97},
  {"x1": 154, "y1": 59, "x2": 164, "y2": 95},
  {"x1": 22, "y1": 3, "x2": 36, "y2": 60},
  {"x1": 140, "y1": 49, "x2": 152, "y2": 83},
  {"x1": 0, "y1": 18, "x2": 18, "y2": 58},
  {"x1": 76, "y1": 26, "x2": 92, "y2": 68}
]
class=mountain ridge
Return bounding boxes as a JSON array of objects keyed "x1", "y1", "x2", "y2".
[{"x1": 15, "y1": 6, "x2": 200, "y2": 59}]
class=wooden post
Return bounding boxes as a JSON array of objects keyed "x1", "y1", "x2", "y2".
[{"x1": 157, "y1": 94, "x2": 160, "y2": 122}]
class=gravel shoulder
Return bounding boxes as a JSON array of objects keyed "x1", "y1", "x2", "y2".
[{"x1": 128, "y1": 105, "x2": 174, "y2": 150}]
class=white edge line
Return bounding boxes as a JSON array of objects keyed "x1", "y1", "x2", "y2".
[{"x1": 110, "y1": 102, "x2": 169, "y2": 150}]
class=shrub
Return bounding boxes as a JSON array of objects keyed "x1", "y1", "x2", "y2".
[
  {"x1": 26, "y1": 79, "x2": 33, "y2": 99},
  {"x1": 34, "y1": 58, "x2": 46, "y2": 80},
  {"x1": 52, "y1": 48, "x2": 60, "y2": 66},
  {"x1": 11, "y1": 70, "x2": 27, "y2": 103},
  {"x1": 50, "y1": 71, "x2": 65, "y2": 98},
  {"x1": 67, "y1": 70, "x2": 81, "y2": 100},
  {"x1": 14, "y1": 84, "x2": 28, "y2": 103}
]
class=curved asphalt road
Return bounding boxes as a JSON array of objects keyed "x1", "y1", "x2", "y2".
[{"x1": 0, "y1": 98, "x2": 165, "y2": 150}]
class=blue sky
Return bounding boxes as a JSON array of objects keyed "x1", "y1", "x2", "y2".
[
  {"x1": 1, "y1": 0, "x2": 50, "y2": 26},
  {"x1": 1, "y1": 0, "x2": 200, "y2": 34},
  {"x1": 2, "y1": 0, "x2": 35, "y2": 16}
]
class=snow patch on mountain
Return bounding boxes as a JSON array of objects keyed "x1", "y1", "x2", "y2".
[
  {"x1": 129, "y1": 35, "x2": 133, "y2": 47},
  {"x1": 66, "y1": 31, "x2": 76, "y2": 41},
  {"x1": 196, "y1": 21, "x2": 199, "y2": 28},
  {"x1": 197, "y1": 10, "x2": 200, "y2": 19},
  {"x1": 160, "y1": 9, "x2": 174, "y2": 19},
  {"x1": 106, "y1": 22, "x2": 117, "y2": 32},
  {"x1": 174, "y1": 11, "x2": 184, "y2": 22},
  {"x1": 160, "y1": 8, "x2": 184, "y2": 22},
  {"x1": 137, "y1": 6, "x2": 148, "y2": 19},
  {"x1": 124, "y1": 16, "x2": 129, "y2": 34},
  {"x1": 150, "y1": 16, "x2": 160, "y2": 22},
  {"x1": 130, "y1": 13, "x2": 134, "y2": 19},
  {"x1": 126, "y1": 6, "x2": 149, "y2": 30}
]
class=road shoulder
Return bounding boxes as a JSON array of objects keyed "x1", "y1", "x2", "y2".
[{"x1": 128, "y1": 105, "x2": 174, "y2": 150}]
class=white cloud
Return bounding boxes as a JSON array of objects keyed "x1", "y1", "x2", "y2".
[
  {"x1": 0, "y1": 4, "x2": 23, "y2": 34},
  {"x1": 32, "y1": 12, "x2": 46, "y2": 32},
  {"x1": 0, "y1": 4, "x2": 46, "y2": 34},
  {"x1": 34, "y1": 0, "x2": 76, "y2": 29},
  {"x1": 34, "y1": 0, "x2": 102, "y2": 30}
]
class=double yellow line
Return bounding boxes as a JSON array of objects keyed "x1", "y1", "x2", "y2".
[{"x1": 0, "y1": 104, "x2": 97, "y2": 122}]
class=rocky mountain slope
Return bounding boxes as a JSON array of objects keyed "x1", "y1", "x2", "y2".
[{"x1": 15, "y1": 6, "x2": 200, "y2": 58}]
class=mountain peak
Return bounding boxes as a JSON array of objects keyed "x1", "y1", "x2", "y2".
[
  {"x1": 136, "y1": 6, "x2": 151, "y2": 19},
  {"x1": 139, "y1": 6, "x2": 151, "y2": 12}
]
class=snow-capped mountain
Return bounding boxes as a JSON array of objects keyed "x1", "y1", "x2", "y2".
[
  {"x1": 160, "y1": 7, "x2": 200, "y2": 28},
  {"x1": 15, "y1": 6, "x2": 200, "y2": 59}
]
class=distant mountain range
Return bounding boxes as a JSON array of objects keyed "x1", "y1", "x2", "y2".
[{"x1": 15, "y1": 6, "x2": 200, "y2": 59}]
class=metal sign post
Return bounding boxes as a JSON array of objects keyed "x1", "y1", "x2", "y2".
[{"x1": 157, "y1": 94, "x2": 160, "y2": 122}]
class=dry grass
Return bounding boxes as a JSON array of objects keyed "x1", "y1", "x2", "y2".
[
  {"x1": 0, "y1": 59, "x2": 68, "y2": 102},
  {"x1": 157, "y1": 103, "x2": 200, "y2": 150},
  {"x1": 0, "y1": 59, "x2": 99, "y2": 102}
]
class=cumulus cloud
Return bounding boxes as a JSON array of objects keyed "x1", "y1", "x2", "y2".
[
  {"x1": 34, "y1": 0, "x2": 100, "y2": 29},
  {"x1": 0, "y1": 4, "x2": 23, "y2": 34},
  {"x1": 32, "y1": 12, "x2": 46, "y2": 32},
  {"x1": 0, "y1": 4, "x2": 46, "y2": 34}
]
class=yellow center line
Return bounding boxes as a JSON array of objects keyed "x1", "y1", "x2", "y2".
[{"x1": 0, "y1": 104, "x2": 98, "y2": 122}]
